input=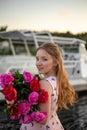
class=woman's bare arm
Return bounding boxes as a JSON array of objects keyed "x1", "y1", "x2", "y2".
[{"x1": 39, "y1": 80, "x2": 52, "y2": 124}]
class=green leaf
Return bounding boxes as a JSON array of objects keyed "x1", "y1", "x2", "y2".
[
  {"x1": 34, "y1": 74, "x2": 41, "y2": 81},
  {"x1": 0, "y1": 89, "x2": 2, "y2": 92}
]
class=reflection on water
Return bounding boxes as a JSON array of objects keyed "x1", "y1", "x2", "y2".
[
  {"x1": 0, "y1": 91, "x2": 87, "y2": 130},
  {"x1": 58, "y1": 91, "x2": 87, "y2": 130}
]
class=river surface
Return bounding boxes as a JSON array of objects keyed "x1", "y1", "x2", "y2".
[
  {"x1": 58, "y1": 91, "x2": 87, "y2": 130},
  {"x1": 0, "y1": 91, "x2": 87, "y2": 130}
]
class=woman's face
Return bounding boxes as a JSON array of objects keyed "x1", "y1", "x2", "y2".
[{"x1": 36, "y1": 49, "x2": 56, "y2": 77}]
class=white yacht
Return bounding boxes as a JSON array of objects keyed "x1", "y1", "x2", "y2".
[{"x1": 0, "y1": 30, "x2": 87, "y2": 100}]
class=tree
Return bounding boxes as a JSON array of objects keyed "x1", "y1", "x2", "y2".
[{"x1": 0, "y1": 25, "x2": 8, "y2": 32}]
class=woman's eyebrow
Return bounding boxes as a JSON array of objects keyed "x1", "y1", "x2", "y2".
[
  {"x1": 36, "y1": 55, "x2": 47, "y2": 58},
  {"x1": 41, "y1": 56, "x2": 48, "y2": 58}
]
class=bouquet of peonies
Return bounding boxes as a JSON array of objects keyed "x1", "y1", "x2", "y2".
[{"x1": 0, "y1": 71, "x2": 48, "y2": 124}]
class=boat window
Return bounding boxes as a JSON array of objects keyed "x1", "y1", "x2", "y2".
[
  {"x1": 63, "y1": 47, "x2": 79, "y2": 53},
  {"x1": 0, "y1": 41, "x2": 12, "y2": 55},
  {"x1": 11, "y1": 39, "x2": 28, "y2": 55},
  {"x1": 59, "y1": 44, "x2": 79, "y2": 53},
  {"x1": 27, "y1": 41, "x2": 37, "y2": 55},
  {"x1": 14, "y1": 43, "x2": 27, "y2": 55}
]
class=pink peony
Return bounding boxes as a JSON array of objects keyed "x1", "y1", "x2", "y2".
[
  {"x1": 0, "y1": 73, "x2": 14, "y2": 88},
  {"x1": 20, "y1": 114, "x2": 32, "y2": 124},
  {"x1": 28, "y1": 91, "x2": 39, "y2": 105},
  {"x1": 19, "y1": 101, "x2": 30, "y2": 115},
  {"x1": 31, "y1": 112, "x2": 46, "y2": 122},
  {"x1": 23, "y1": 71, "x2": 33, "y2": 83},
  {"x1": 0, "y1": 71, "x2": 48, "y2": 124}
]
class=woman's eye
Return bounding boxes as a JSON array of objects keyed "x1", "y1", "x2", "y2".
[
  {"x1": 36, "y1": 57, "x2": 48, "y2": 61},
  {"x1": 43, "y1": 58, "x2": 48, "y2": 61}
]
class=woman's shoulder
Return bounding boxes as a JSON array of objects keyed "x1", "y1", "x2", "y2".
[
  {"x1": 45, "y1": 76, "x2": 56, "y2": 81},
  {"x1": 40, "y1": 76, "x2": 56, "y2": 85},
  {"x1": 39, "y1": 79, "x2": 52, "y2": 92},
  {"x1": 44, "y1": 76, "x2": 58, "y2": 91}
]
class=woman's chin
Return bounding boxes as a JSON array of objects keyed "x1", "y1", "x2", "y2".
[
  {"x1": 38, "y1": 71, "x2": 44, "y2": 75},
  {"x1": 38, "y1": 71, "x2": 43, "y2": 74},
  {"x1": 38, "y1": 70, "x2": 42, "y2": 73}
]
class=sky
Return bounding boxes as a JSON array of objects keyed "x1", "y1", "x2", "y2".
[{"x1": 0, "y1": 0, "x2": 87, "y2": 34}]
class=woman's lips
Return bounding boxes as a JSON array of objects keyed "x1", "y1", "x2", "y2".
[{"x1": 37, "y1": 67, "x2": 44, "y2": 71}]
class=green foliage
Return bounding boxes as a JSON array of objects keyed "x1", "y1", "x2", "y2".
[
  {"x1": 30, "y1": 104, "x2": 40, "y2": 112},
  {"x1": 85, "y1": 43, "x2": 87, "y2": 49},
  {"x1": 51, "y1": 31, "x2": 87, "y2": 50},
  {"x1": 0, "y1": 48, "x2": 12, "y2": 55},
  {"x1": 13, "y1": 71, "x2": 30, "y2": 100},
  {"x1": 0, "y1": 25, "x2": 8, "y2": 32},
  {"x1": 12, "y1": 71, "x2": 41, "y2": 101},
  {"x1": 30, "y1": 49, "x2": 37, "y2": 56},
  {"x1": 34, "y1": 74, "x2": 41, "y2": 81}
]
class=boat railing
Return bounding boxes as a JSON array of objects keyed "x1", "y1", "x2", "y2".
[
  {"x1": 6, "y1": 61, "x2": 37, "y2": 74},
  {"x1": 0, "y1": 55, "x2": 35, "y2": 64},
  {"x1": 63, "y1": 60, "x2": 81, "y2": 79},
  {"x1": 0, "y1": 31, "x2": 87, "y2": 94},
  {"x1": 4, "y1": 58, "x2": 81, "y2": 79}
]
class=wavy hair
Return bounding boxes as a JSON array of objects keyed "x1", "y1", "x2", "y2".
[{"x1": 37, "y1": 42, "x2": 77, "y2": 110}]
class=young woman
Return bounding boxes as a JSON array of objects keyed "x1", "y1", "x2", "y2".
[{"x1": 20, "y1": 42, "x2": 77, "y2": 130}]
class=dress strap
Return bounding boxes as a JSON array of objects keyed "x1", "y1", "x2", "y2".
[{"x1": 45, "y1": 76, "x2": 59, "y2": 96}]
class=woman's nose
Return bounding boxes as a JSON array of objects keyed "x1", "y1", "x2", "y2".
[{"x1": 36, "y1": 60, "x2": 42, "y2": 65}]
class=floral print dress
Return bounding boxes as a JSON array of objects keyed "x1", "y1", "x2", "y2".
[{"x1": 20, "y1": 76, "x2": 64, "y2": 130}]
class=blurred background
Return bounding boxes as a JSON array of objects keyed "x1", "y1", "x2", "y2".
[{"x1": 0, "y1": 0, "x2": 87, "y2": 130}]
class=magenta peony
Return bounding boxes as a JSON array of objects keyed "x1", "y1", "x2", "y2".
[
  {"x1": 28, "y1": 91, "x2": 39, "y2": 105},
  {"x1": 31, "y1": 112, "x2": 47, "y2": 122},
  {"x1": 19, "y1": 101, "x2": 31, "y2": 115},
  {"x1": 20, "y1": 114, "x2": 32, "y2": 124},
  {"x1": 0, "y1": 73, "x2": 14, "y2": 88},
  {"x1": 0, "y1": 71, "x2": 48, "y2": 124},
  {"x1": 23, "y1": 71, "x2": 33, "y2": 83}
]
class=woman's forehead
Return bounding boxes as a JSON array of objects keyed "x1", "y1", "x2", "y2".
[
  {"x1": 36, "y1": 49, "x2": 51, "y2": 57},
  {"x1": 37, "y1": 49, "x2": 48, "y2": 55}
]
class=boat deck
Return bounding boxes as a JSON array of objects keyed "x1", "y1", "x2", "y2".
[{"x1": 70, "y1": 78, "x2": 87, "y2": 91}]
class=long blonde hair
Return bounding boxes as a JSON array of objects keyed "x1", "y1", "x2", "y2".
[{"x1": 37, "y1": 42, "x2": 77, "y2": 110}]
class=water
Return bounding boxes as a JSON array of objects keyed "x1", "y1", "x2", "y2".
[
  {"x1": 0, "y1": 91, "x2": 87, "y2": 130},
  {"x1": 58, "y1": 91, "x2": 87, "y2": 130}
]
